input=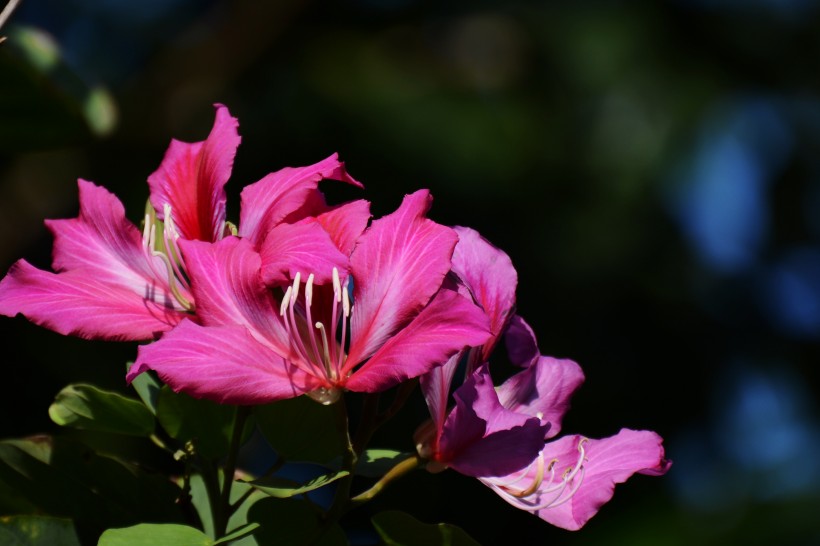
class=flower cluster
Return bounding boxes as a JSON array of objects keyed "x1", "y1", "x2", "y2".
[{"x1": 0, "y1": 105, "x2": 668, "y2": 536}]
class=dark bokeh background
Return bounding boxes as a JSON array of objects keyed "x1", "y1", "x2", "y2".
[{"x1": 2, "y1": 0, "x2": 820, "y2": 544}]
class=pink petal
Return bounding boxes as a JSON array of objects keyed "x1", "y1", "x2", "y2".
[
  {"x1": 180, "y1": 238, "x2": 291, "y2": 352},
  {"x1": 148, "y1": 104, "x2": 240, "y2": 242},
  {"x1": 496, "y1": 429, "x2": 670, "y2": 531},
  {"x1": 419, "y1": 351, "x2": 462, "y2": 448},
  {"x1": 259, "y1": 221, "x2": 350, "y2": 286},
  {"x1": 315, "y1": 199, "x2": 372, "y2": 256},
  {"x1": 129, "y1": 321, "x2": 320, "y2": 404},
  {"x1": 347, "y1": 190, "x2": 459, "y2": 365},
  {"x1": 238, "y1": 153, "x2": 362, "y2": 246},
  {"x1": 440, "y1": 366, "x2": 548, "y2": 478},
  {"x1": 496, "y1": 356, "x2": 585, "y2": 439},
  {"x1": 0, "y1": 261, "x2": 184, "y2": 341},
  {"x1": 49, "y1": 180, "x2": 175, "y2": 294},
  {"x1": 451, "y1": 226, "x2": 518, "y2": 361},
  {"x1": 344, "y1": 288, "x2": 490, "y2": 393}
]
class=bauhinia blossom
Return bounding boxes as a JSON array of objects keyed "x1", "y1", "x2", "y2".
[
  {"x1": 0, "y1": 104, "x2": 359, "y2": 342},
  {"x1": 416, "y1": 227, "x2": 670, "y2": 530},
  {"x1": 127, "y1": 190, "x2": 492, "y2": 404}
]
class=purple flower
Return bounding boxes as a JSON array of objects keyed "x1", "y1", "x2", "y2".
[{"x1": 417, "y1": 227, "x2": 670, "y2": 530}]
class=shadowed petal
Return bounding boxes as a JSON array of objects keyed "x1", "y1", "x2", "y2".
[
  {"x1": 259, "y1": 221, "x2": 350, "y2": 286},
  {"x1": 348, "y1": 190, "x2": 458, "y2": 364},
  {"x1": 441, "y1": 366, "x2": 549, "y2": 478},
  {"x1": 504, "y1": 315, "x2": 539, "y2": 367},
  {"x1": 148, "y1": 104, "x2": 240, "y2": 242},
  {"x1": 0, "y1": 261, "x2": 184, "y2": 341},
  {"x1": 344, "y1": 288, "x2": 491, "y2": 392},
  {"x1": 419, "y1": 351, "x2": 462, "y2": 448},
  {"x1": 497, "y1": 356, "x2": 585, "y2": 439},
  {"x1": 451, "y1": 226, "x2": 517, "y2": 361},
  {"x1": 129, "y1": 321, "x2": 320, "y2": 404},
  {"x1": 238, "y1": 153, "x2": 362, "y2": 246}
]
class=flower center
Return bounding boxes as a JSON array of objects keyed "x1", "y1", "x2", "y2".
[
  {"x1": 482, "y1": 437, "x2": 588, "y2": 511},
  {"x1": 142, "y1": 203, "x2": 193, "y2": 311},
  {"x1": 279, "y1": 267, "x2": 351, "y2": 404}
]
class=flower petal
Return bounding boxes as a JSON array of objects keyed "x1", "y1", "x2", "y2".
[
  {"x1": 345, "y1": 288, "x2": 490, "y2": 393},
  {"x1": 496, "y1": 356, "x2": 585, "y2": 438},
  {"x1": 259, "y1": 221, "x2": 350, "y2": 286},
  {"x1": 419, "y1": 350, "x2": 462, "y2": 448},
  {"x1": 495, "y1": 429, "x2": 670, "y2": 531},
  {"x1": 440, "y1": 366, "x2": 548, "y2": 478},
  {"x1": 0, "y1": 261, "x2": 184, "y2": 341},
  {"x1": 347, "y1": 190, "x2": 458, "y2": 364},
  {"x1": 49, "y1": 180, "x2": 175, "y2": 294},
  {"x1": 148, "y1": 104, "x2": 240, "y2": 242},
  {"x1": 238, "y1": 153, "x2": 362, "y2": 246},
  {"x1": 504, "y1": 314, "x2": 540, "y2": 367},
  {"x1": 129, "y1": 321, "x2": 319, "y2": 404},
  {"x1": 451, "y1": 226, "x2": 517, "y2": 361},
  {"x1": 315, "y1": 199, "x2": 372, "y2": 256}
]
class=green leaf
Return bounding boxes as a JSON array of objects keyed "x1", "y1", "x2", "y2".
[
  {"x1": 127, "y1": 362, "x2": 161, "y2": 415},
  {"x1": 247, "y1": 498, "x2": 347, "y2": 546},
  {"x1": 0, "y1": 437, "x2": 186, "y2": 535},
  {"x1": 355, "y1": 449, "x2": 410, "y2": 478},
  {"x1": 187, "y1": 472, "x2": 268, "y2": 540},
  {"x1": 254, "y1": 396, "x2": 340, "y2": 462},
  {"x1": 156, "y1": 387, "x2": 237, "y2": 460},
  {"x1": 372, "y1": 511, "x2": 481, "y2": 546},
  {"x1": 212, "y1": 523, "x2": 260, "y2": 545},
  {"x1": 0, "y1": 515, "x2": 81, "y2": 546},
  {"x1": 48, "y1": 384, "x2": 155, "y2": 436},
  {"x1": 98, "y1": 524, "x2": 212, "y2": 546},
  {"x1": 248, "y1": 470, "x2": 349, "y2": 499}
]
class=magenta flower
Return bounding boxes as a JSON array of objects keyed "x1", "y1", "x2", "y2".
[
  {"x1": 416, "y1": 227, "x2": 670, "y2": 530},
  {"x1": 127, "y1": 190, "x2": 492, "y2": 404},
  {"x1": 0, "y1": 104, "x2": 359, "y2": 342}
]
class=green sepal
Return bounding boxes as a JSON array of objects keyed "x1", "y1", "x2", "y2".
[{"x1": 48, "y1": 384, "x2": 154, "y2": 437}]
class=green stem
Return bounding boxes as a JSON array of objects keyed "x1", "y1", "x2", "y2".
[
  {"x1": 214, "y1": 405, "x2": 251, "y2": 538},
  {"x1": 310, "y1": 395, "x2": 357, "y2": 543},
  {"x1": 350, "y1": 454, "x2": 423, "y2": 505}
]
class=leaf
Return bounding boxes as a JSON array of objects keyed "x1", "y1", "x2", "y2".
[
  {"x1": 98, "y1": 524, "x2": 212, "y2": 546},
  {"x1": 246, "y1": 498, "x2": 347, "y2": 546},
  {"x1": 254, "y1": 396, "x2": 340, "y2": 462},
  {"x1": 48, "y1": 384, "x2": 154, "y2": 436},
  {"x1": 0, "y1": 436, "x2": 186, "y2": 536},
  {"x1": 212, "y1": 523, "x2": 260, "y2": 545},
  {"x1": 372, "y1": 511, "x2": 481, "y2": 546},
  {"x1": 127, "y1": 362, "x2": 161, "y2": 415},
  {"x1": 187, "y1": 472, "x2": 268, "y2": 540},
  {"x1": 0, "y1": 515, "x2": 81, "y2": 546},
  {"x1": 355, "y1": 449, "x2": 410, "y2": 478},
  {"x1": 248, "y1": 470, "x2": 349, "y2": 499},
  {"x1": 156, "y1": 386, "x2": 238, "y2": 460}
]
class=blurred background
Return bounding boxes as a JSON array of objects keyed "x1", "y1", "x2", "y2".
[{"x1": 2, "y1": 0, "x2": 820, "y2": 544}]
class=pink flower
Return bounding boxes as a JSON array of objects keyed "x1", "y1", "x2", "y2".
[
  {"x1": 127, "y1": 190, "x2": 492, "y2": 405},
  {"x1": 416, "y1": 227, "x2": 670, "y2": 530},
  {"x1": 0, "y1": 104, "x2": 359, "y2": 342}
]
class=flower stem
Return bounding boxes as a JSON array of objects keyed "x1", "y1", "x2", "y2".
[
  {"x1": 311, "y1": 395, "x2": 357, "y2": 542},
  {"x1": 350, "y1": 454, "x2": 423, "y2": 505}
]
